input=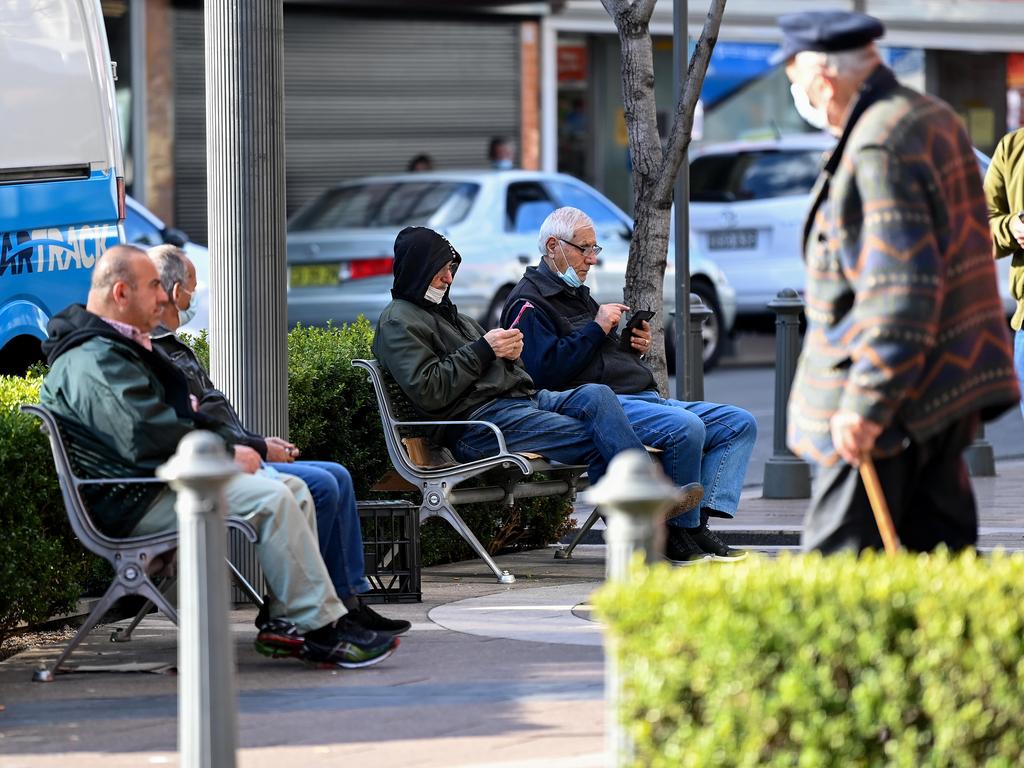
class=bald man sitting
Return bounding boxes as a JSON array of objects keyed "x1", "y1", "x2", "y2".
[{"x1": 39, "y1": 245, "x2": 397, "y2": 669}]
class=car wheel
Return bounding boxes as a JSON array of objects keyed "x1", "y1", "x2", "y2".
[
  {"x1": 484, "y1": 286, "x2": 513, "y2": 329},
  {"x1": 664, "y1": 281, "x2": 724, "y2": 374}
]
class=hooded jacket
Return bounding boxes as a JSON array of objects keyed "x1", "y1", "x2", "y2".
[
  {"x1": 40, "y1": 304, "x2": 233, "y2": 536},
  {"x1": 372, "y1": 227, "x2": 534, "y2": 442}
]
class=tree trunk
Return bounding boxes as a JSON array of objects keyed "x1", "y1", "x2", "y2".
[{"x1": 603, "y1": 0, "x2": 727, "y2": 394}]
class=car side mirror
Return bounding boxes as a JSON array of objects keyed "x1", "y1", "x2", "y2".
[
  {"x1": 621, "y1": 226, "x2": 633, "y2": 241},
  {"x1": 163, "y1": 227, "x2": 189, "y2": 247}
]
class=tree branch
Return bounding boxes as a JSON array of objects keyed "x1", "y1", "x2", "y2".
[{"x1": 652, "y1": 0, "x2": 727, "y2": 206}]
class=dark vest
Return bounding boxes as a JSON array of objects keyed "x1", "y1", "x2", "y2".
[{"x1": 506, "y1": 265, "x2": 656, "y2": 395}]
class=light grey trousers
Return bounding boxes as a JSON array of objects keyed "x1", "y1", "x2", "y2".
[{"x1": 131, "y1": 471, "x2": 346, "y2": 632}]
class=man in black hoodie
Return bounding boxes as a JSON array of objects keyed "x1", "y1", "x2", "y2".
[
  {"x1": 372, "y1": 227, "x2": 700, "y2": 499},
  {"x1": 40, "y1": 245, "x2": 398, "y2": 668}
]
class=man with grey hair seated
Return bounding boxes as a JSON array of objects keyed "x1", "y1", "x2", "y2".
[
  {"x1": 503, "y1": 206, "x2": 757, "y2": 564},
  {"x1": 39, "y1": 244, "x2": 399, "y2": 667}
]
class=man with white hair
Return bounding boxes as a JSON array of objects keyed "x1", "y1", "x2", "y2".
[
  {"x1": 503, "y1": 207, "x2": 757, "y2": 564},
  {"x1": 779, "y1": 11, "x2": 1019, "y2": 552}
]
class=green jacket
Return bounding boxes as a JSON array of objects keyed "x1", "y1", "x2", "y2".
[
  {"x1": 373, "y1": 298, "x2": 535, "y2": 440},
  {"x1": 983, "y1": 127, "x2": 1024, "y2": 331},
  {"x1": 40, "y1": 305, "x2": 234, "y2": 536}
]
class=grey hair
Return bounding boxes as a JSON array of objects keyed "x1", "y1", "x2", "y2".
[
  {"x1": 90, "y1": 244, "x2": 145, "y2": 292},
  {"x1": 536, "y1": 206, "x2": 594, "y2": 256},
  {"x1": 148, "y1": 244, "x2": 188, "y2": 295},
  {"x1": 796, "y1": 44, "x2": 881, "y2": 80}
]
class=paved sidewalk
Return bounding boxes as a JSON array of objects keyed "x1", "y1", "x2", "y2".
[{"x1": 2, "y1": 460, "x2": 1022, "y2": 767}]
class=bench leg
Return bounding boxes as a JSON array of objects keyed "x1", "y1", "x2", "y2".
[
  {"x1": 427, "y1": 504, "x2": 516, "y2": 584},
  {"x1": 555, "y1": 507, "x2": 602, "y2": 560}
]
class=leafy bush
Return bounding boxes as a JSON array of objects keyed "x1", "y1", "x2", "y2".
[
  {"x1": 283, "y1": 320, "x2": 572, "y2": 567},
  {"x1": 595, "y1": 550, "x2": 1024, "y2": 768},
  {"x1": 0, "y1": 375, "x2": 90, "y2": 642}
]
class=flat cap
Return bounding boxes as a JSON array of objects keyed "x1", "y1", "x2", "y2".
[{"x1": 777, "y1": 11, "x2": 884, "y2": 61}]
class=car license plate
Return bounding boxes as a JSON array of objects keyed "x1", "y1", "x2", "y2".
[
  {"x1": 708, "y1": 229, "x2": 758, "y2": 250},
  {"x1": 289, "y1": 263, "x2": 340, "y2": 288}
]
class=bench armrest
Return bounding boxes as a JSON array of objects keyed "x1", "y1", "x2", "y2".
[{"x1": 393, "y1": 419, "x2": 511, "y2": 456}]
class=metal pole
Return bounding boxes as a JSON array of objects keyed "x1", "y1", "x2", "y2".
[
  {"x1": 540, "y1": 16, "x2": 558, "y2": 174},
  {"x1": 762, "y1": 289, "x2": 811, "y2": 498},
  {"x1": 157, "y1": 432, "x2": 240, "y2": 768},
  {"x1": 129, "y1": 0, "x2": 146, "y2": 203},
  {"x1": 673, "y1": 0, "x2": 691, "y2": 400},
  {"x1": 687, "y1": 292, "x2": 711, "y2": 401},
  {"x1": 206, "y1": 0, "x2": 289, "y2": 438},
  {"x1": 584, "y1": 450, "x2": 684, "y2": 767}
]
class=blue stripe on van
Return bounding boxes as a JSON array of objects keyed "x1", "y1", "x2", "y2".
[{"x1": 0, "y1": 170, "x2": 118, "y2": 232}]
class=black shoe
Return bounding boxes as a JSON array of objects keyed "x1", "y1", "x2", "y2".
[
  {"x1": 254, "y1": 594, "x2": 271, "y2": 630},
  {"x1": 254, "y1": 619, "x2": 306, "y2": 659},
  {"x1": 302, "y1": 614, "x2": 399, "y2": 669},
  {"x1": 347, "y1": 599, "x2": 412, "y2": 636},
  {"x1": 689, "y1": 523, "x2": 747, "y2": 562},
  {"x1": 665, "y1": 526, "x2": 710, "y2": 566}
]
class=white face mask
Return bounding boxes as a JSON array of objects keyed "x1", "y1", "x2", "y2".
[
  {"x1": 177, "y1": 287, "x2": 198, "y2": 325},
  {"x1": 789, "y1": 83, "x2": 829, "y2": 132},
  {"x1": 424, "y1": 284, "x2": 447, "y2": 304}
]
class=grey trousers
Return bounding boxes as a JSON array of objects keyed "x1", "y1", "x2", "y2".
[{"x1": 132, "y1": 471, "x2": 346, "y2": 632}]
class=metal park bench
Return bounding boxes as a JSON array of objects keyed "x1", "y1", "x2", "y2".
[
  {"x1": 352, "y1": 359, "x2": 589, "y2": 583},
  {"x1": 21, "y1": 404, "x2": 263, "y2": 681}
]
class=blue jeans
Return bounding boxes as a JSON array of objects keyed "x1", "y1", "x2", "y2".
[
  {"x1": 617, "y1": 392, "x2": 757, "y2": 528},
  {"x1": 268, "y1": 461, "x2": 371, "y2": 601},
  {"x1": 451, "y1": 383, "x2": 646, "y2": 483},
  {"x1": 1016, "y1": 329, "x2": 1024, "y2": 420}
]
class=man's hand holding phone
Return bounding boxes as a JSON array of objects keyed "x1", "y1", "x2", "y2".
[
  {"x1": 596, "y1": 303, "x2": 630, "y2": 333},
  {"x1": 620, "y1": 309, "x2": 655, "y2": 353}
]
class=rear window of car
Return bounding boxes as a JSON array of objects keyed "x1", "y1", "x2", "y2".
[
  {"x1": 289, "y1": 181, "x2": 479, "y2": 231},
  {"x1": 690, "y1": 149, "x2": 824, "y2": 202}
]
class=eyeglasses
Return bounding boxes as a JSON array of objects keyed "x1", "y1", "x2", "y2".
[{"x1": 559, "y1": 238, "x2": 603, "y2": 257}]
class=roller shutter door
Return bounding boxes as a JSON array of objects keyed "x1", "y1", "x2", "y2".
[{"x1": 173, "y1": 8, "x2": 521, "y2": 244}]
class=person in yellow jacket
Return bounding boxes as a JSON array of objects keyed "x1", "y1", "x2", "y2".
[{"x1": 984, "y1": 127, "x2": 1024, "y2": 417}]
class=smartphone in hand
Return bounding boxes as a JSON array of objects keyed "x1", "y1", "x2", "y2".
[{"x1": 619, "y1": 309, "x2": 655, "y2": 350}]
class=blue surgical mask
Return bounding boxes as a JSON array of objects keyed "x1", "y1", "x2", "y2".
[
  {"x1": 493, "y1": 158, "x2": 514, "y2": 170},
  {"x1": 555, "y1": 243, "x2": 584, "y2": 289},
  {"x1": 178, "y1": 287, "x2": 198, "y2": 326}
]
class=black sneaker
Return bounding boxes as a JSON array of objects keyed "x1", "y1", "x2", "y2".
[
  {"x1": 665, "y1": 526, "x2": 710, "y2": 566},
  {"x1": 347, "y1": 599, "x2": 412, "y2": 636},
  {"x1": 690, "y1": 523, "x2": 747, "y2": 562},
  {"x1": 302, "y1": 614, "x2": 399, "y2": 669},
  {"x1": 254, "y1": 619, "x2": 306, "y2": 659},
  {"x1": 254, "y1": 594, "x2": 271, "y2": 630}
]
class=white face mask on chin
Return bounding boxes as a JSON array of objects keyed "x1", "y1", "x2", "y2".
[
  {"x1": 789, "y1": 82, "x2": 830, "y2": 132},
  {"x1": 424, "y1": 285, "x2": 447, "y2": 304}
]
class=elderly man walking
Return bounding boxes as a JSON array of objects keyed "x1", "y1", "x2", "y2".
[
  {"x1": 503, "y1": 207, "x2": 757, "y2": 563},
  {"x1": 780, "y1": 11, "x2": 1020, "y2": 553}
]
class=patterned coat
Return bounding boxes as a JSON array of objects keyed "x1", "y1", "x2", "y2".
[{"x1": 787, "y1": 66, "x2": 1019, "y2": 467}]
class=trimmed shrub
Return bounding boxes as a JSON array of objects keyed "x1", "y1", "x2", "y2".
[
  {"x1": 0, "y1": 375, "x2": 89, "y2": 642},
  {"x1": 595, "y1": 550, "x2": 1024, "y2": 768},
  {"x1": 283, "y1": 320, "x2": 572, "y2": 566}
]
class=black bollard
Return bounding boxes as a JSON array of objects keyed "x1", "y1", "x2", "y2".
[
  {"x1": 762, "y1": 289, "x2": 811, "y2": 499},
  {"x1": 964, "y1": 422, "x2": 996, "y2": 477},
  {"x1": 687, "y1": 292, "x2": 712, "y2": 401}
]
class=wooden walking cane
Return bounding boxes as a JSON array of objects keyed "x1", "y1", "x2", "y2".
[{"x1": 858, "y1": 453, "x2": 901, "y2": 557}]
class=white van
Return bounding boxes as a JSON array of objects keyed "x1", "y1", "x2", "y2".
[{"x1": 0, "y1": 0, "x2": 124, "y2": 373}]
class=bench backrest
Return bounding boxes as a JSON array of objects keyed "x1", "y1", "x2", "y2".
[{"x1": 20, "y1": 404, "x2": 165, "y2": 556}]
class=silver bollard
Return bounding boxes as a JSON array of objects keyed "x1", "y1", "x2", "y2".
[
  {"x1": 687, "y1": 292, "x2": 712, "y2": 402},
  {"x1": 964, "y1": 422, "x2": 996, "y2": 477},
  {"x1": 584, "y1": 450, "x2": 685, "y2": 767},
  {"x1": 763, "y1": 289, "x2": 811, "y2": 499},
  {"x1": 158, "y1": 432, "x2": 240, "y2": 768}
]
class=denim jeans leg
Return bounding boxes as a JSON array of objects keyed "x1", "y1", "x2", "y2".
[
  {"x1": 452, "y1": 384, "x2": 644, "y2": 483},
  {"x1": 300, "y1": 461, "x2": 371, "y2": 598},
  {"x1": 268, "y1": 462, "x2": 352, "y2": 599},
  {"x1": 617, "y1": 392, "x2": 705, "y2": 528},
  {"x1": 1016, "y1": 329, "x2": 1024, "y2": 420}
]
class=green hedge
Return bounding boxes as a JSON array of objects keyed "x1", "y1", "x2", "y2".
[
  {"x1": 595, "y1": 550, "x2": 1024, "y2": 768},
  {"x1": 0, "y1": 375, "x2": 93, "y2": 643},
  {"x1": 283, "y1": 320, "x2": 573, "y2": 566}
]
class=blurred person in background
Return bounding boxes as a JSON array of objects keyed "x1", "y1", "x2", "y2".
[
  {"x1": 407, "y1": 153, "x2": 434, "y2": 172},
  {"x1": 488, "y1": 136, "x2": 515, "y2": 170}
]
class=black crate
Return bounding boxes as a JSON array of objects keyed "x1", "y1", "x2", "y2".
[{"x1": 357, "y1": 500, "x2": 421, "y2": 603}]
